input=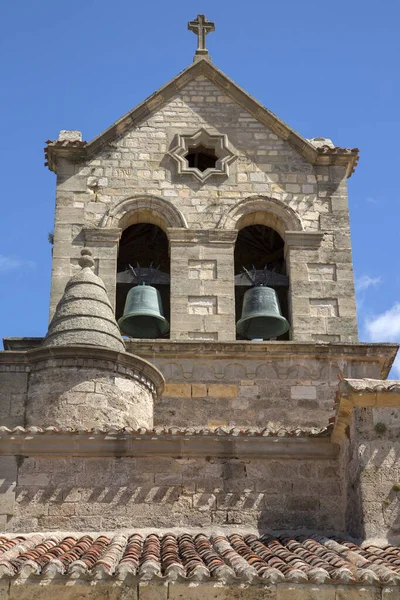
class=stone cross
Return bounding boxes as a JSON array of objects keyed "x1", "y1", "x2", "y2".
[{"x1": 188, "y1": 14, "x2": 215, "y2": 60}]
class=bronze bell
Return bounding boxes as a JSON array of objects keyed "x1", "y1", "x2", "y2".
[
  {"x1": 236, "y1": 286, "x2": 289, "y2": 340},
  {"x1": 118, "y1": 284, "x2": 169, "y2": 339}
]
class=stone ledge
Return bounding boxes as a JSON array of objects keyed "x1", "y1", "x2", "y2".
[
  {"x1": 2, "y1": 338, "x2": 42, "y2": 351},
  {"x1": 126, "y1": 341, "x2": 398, "y2": 379},
  {"x1": 1, "y1": 581, "x2": 396, "y2": 600},
  {"x1": 30, "y1": 345, "x2": 164, "y2": 397},
  {"x1": 0, "y1": 429, "x2": 338, "y2": 459},
  {"x1": 0, "y1": 345, "x2": 165, "y2": 396},
  {"x1": 2, "y1": 341, "x2": 398, "y2": 379}
]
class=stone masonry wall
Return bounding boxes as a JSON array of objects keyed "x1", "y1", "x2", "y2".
[
  {"x1": 26, "y1": 363, "x2": 154, "y2": 430},
  {"x1": 346, "y1": 406, "x2": 400, "y2": 542},
  {"x1": 127, "y1": 343, "x2": 387, "y2": 429},
  {"x1": 0, "y1": 350, "x2": 160, "y2": 431},
  {"x1": 0, "y1": 345, "x2": 394, "y2": 430},
  {"x1": 169, "y1": 232, "x2": 236, "y2": 341},
  {"x1": 5, "y1": 454, "x2": 343, "y2": 534},
  {"x1": 0, "y1": 360, "x2": 27, "y2": 429},
  {"x1": 50, "y1": 74, "x2": 357, "y2": 342},
  {"x1": 287, "y1": 230, "x2": 357, "y2": 343}
]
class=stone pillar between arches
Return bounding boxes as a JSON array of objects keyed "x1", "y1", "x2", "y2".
[
  {"x1": 285, "y1": 230, "x2": 358, "y2": 343},
  {"x1": 168, "y1": 229, "x2": 237, "y2": 341},
  {"x1": 82, "y1": 227, "x2": 122, "y2": 312}
]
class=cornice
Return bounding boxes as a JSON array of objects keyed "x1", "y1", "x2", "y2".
[
  {"x1": 2, "y1": 342, "x2": 398, "y2": 380},
  {"x1": 124, "y1": 340, "x2": 398, "y2": 378},
  {"x1": 0, "y1": 345, "x2": 164, "y2": 396},
  {"x1": 0, "y1": 426, "x2": 337, "y2": 459},
  {"x1": 27, "y1": 345, "x2": 164, "y2": 396}
]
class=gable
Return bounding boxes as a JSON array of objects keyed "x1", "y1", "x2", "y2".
[
  {"x1": 115, "y1": 75, "x2": 314, "y2": 177},
  {"x1": 45, "y1": 59, "x2": 358, "y2": 176}
]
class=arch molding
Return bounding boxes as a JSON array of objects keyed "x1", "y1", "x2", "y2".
[
  {"x1": 99, "y1": 195, "x2": 187, "y2": 233},
  {"x1": 218, "y1": 196, "x2": 303, "y2": 239}
]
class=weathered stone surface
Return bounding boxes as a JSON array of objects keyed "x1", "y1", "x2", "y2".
[
  {"x1": 126, "y1": 341, "x2": 394, "y2": 429},
  {"x1": 24, "y1": 346, "x2": 163, "y2": 429},
  {"x1": 8, "y1": 454, "x2": 344, "y2": 532}
]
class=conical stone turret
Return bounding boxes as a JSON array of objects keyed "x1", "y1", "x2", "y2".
[
  {"x1": 25, "y1": 248, "x2": 164, "y2": 429},
  {"x1": 43, "y1": 248, "x2": 125, "y2": 352}
]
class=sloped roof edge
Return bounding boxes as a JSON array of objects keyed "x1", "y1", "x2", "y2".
[
  {"x1": 45, "y1": 59, "x2": 359, "y2": 177},
  {"x1": 0, "y1": 532, "x2": 398, "y2": 586}
]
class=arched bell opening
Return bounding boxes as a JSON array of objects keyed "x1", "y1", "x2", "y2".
[
  {"x1": 116, "y1": 223, "x2": 170, "y2": 339},
  {"x1": 234, "y1": 224, "x2": 290, "y2": 341}
]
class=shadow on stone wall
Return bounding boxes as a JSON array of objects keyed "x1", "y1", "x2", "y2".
[{"x1": 9, "y1": 456, "x2": 345, "y2": 534}]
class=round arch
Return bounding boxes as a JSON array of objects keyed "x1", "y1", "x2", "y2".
[
  {"x1": 99, "y1": 195, "x2": 188, "y2": 233},
  {"x1": 218, "y1": 195, "x2": 303, "y2": 239}
]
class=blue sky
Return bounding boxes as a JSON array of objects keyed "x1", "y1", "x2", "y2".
[{"x1": 0, "y1": 0, "x2": 399, "y2": 374}]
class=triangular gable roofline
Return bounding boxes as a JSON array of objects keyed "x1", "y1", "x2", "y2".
[{"x1": 45, "y1": 59, "x2": 359, "y2": 176}]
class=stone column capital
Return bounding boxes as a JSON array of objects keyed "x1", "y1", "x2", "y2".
[
  {"x1": 82, "y1": 227, "x2": 122, "y2": 245},
  {"x1": 167, "y1": 228, "x2": 238, "y2": 246},
  {"x1": 284, "y1": 231, "x2": 324, "y2": 248}
]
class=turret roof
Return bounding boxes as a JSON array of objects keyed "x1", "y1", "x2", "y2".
[{"x1": 42, "y1": 249, "x2": 125, "y2": 352}]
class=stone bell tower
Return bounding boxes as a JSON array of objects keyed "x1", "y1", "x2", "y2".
[
  {"x1": 42, "y1": 13, "x2": 394, "y2": 428},
  {"x1": 46, "y1": 14, "x2": 359, "y2": 346},
  {"x1": 0, "y1": 14, "x2": 399, "y2": 600}
]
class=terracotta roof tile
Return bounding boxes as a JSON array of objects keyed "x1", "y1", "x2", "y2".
[
  {"x1": 317, "y1": 145, "x2": 359, "y2": 154},
  {"x1": 0, "y1": 425, "x2": 331, "y2": 438},
  {"x1": 0, "y1": 533, "x2": 398, "y2": 586}
]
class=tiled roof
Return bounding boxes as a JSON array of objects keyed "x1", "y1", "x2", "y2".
[
  {"x1": 317, "y1": 145, "x2": 359, "y2": 154},
  {"x1": 315, "y1": 145, "x2": 359, "y2": 175},
  {"x1": 45, "y1": 139, "x2": 87, "y2": 147},
  {"x1": 0, "y1": 425, "x2": 331, "y2": 438},
  {"x1": 0, "y1": 533, "x2": 398, "y2": 585},
  {"x1": 339, "y1": 378, "x2": 400, "y2": 395},
  {"x1": 44, "y1": 139, "x2": 87, "y2": 170}
]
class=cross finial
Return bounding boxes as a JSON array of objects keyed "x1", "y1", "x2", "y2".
[{"x1": 188, "y1": 14, "x2": 215, "y2": 62}]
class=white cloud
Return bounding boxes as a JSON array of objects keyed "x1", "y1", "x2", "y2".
[
  {"x1": 355, "y1": 275, "x2": 382, "y2": 292},
  {"x1": 0, "y1": 255, "x2": 35, "y2": 273},
  {"x1": 365, "y1": 303, "x2": 400, "y2": 342},
  {"x1": 392, "y1": 356, "x2": 400, "y2": 378},
  {"x1": 365, "y1": 303, "x2": 400, "y2": 377}
]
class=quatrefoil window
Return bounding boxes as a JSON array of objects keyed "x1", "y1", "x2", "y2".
[{"x1": 169, "y1": 128, "x2": 236, "y2": 182}]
